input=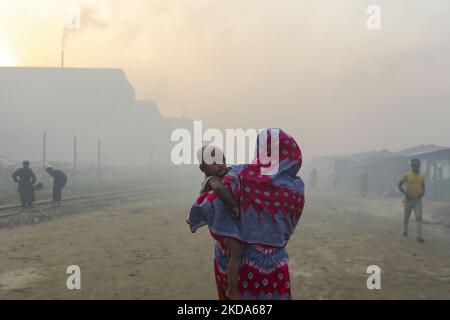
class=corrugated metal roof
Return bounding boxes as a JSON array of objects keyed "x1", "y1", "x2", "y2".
[{"x1": 390, "y1": 144, "x2": 450, "y2": 157}]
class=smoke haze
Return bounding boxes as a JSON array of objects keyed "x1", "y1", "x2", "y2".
[{"x1": 1, "y1": 0, "x2": 450, "y2": 158}]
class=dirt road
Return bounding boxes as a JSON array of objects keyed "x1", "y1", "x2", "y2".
[{"x1": 1, "y1": 183, "x2": 449, "y2": 299}]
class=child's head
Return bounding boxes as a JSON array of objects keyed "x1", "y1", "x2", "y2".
[{"x1": 197, "y1": 145, "x2": 226, "y2": 176}]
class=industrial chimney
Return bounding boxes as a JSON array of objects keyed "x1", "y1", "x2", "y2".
[{"x1": 61, "y1": 50, "x2": 65, "y2": 68}]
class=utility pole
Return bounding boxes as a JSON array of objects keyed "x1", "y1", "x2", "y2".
[
  {"x1": 43, "y1": 131, "x2": 46, "y2": 168},
  {"x1": 97, "y1": 138, "x2": 101, "y2": 184},
  {"x1": 158, "y1": 149, "x2": 161, "y2": 180},
  {"x1": 148, "y1": 147, "x2": 153, "y2": 179},
  {"x1": 73, "y1": 137, "x2": 77, "y2": 180},
  {"x1": 158, "y1": 149, "x2": 161, "y2": 168},
  {"x1": 167, "y1": 153, "x2": 170, "y2": 178},
  {"x1": 149, "y1": 148, "x2": 153, "y2": 168},
  {"x1": 42, "y1": 131, "x2": 47, "y2": 180}
]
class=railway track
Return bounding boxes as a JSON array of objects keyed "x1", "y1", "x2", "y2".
[{"x1": 0, "y1": 185, "x2": 161, "y2": 218}]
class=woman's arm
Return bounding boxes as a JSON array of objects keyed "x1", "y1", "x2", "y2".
[{"x1": 207, "y1": 176, "x2": 240, "y2": 218}]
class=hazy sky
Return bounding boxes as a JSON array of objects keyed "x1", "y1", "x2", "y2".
[{"x1": 1, "y1": 0, "x2": 450, "y2": 157}]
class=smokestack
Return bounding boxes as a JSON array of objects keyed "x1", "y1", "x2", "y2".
[{"x1": 61, "y1": 50, "x2": 65, "y2": 68}]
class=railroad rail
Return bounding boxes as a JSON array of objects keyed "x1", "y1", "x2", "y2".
[{"x1": 0, "y1": 185, "x2": 160, "y2": 218}]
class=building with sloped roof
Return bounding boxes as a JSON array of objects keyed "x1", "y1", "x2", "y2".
[
  {"x1": 330, "y1": 145, "x2": 450, "y2": 201},
  {"x1": 0, "y1": 67, "x2": 190, "y2": 167}
]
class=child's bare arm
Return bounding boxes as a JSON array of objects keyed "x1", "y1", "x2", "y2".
[{"x1": 207, "y1": 176, "x2": 240, "y2": 217}]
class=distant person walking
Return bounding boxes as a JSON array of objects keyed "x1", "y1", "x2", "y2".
[
  {"x1": 398, "y1": 159, "x2": 425, "y2": 243},
  {"x1": 331, "y1": 171, "x2": 339, "y2": 189},
  {"x1": 359, "y1": 172, "x2": 369, "y2": 198},
  {"x1": 309, "y1": 168, "x2": 318, "y2": 188},
  {"x1": 46, "y1": 167, "x2": 67, "y2": 205},
  {"x1": 12, "y1": 161, "x2": 36, "y2": 209}
]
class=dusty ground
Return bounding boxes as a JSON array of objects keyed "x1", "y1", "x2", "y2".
[{"x1": 0, "y1": 182, "x2": 450, "y2": 300}]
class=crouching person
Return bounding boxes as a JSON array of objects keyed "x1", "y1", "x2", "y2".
[{"x1": 46, "y1": 167, "x2": 68, "y2": 205}]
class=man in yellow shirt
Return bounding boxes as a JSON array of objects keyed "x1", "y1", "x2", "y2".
[{"x1": 398, "y1": 158, "x2": 426, "y2": 242}]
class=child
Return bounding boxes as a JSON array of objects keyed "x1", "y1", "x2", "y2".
[{"x1": 197, "y1": 145, "x2": 243, "y2": 300}]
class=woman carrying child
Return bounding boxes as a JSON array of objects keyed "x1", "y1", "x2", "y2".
[{"x1": 188, "y1": 128, "x2": 305, "y2": 300}]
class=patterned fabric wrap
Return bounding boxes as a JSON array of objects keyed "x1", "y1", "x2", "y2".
[
  {"x1": 188, "y1": 128, "x2": 305, "y2": 247},
  {"x1": 214, "y1": 241, "x2": 292, "y2": 300}
]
